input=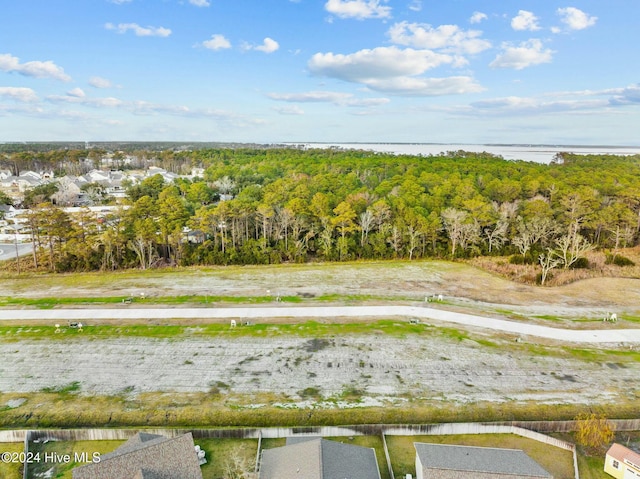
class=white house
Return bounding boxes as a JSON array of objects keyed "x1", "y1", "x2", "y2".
[{"x1": 605, "y1": 443, "x2": 640, "y2": 478}]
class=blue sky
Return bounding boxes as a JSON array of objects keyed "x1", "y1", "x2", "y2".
[{"x1": 1, "y1": 0, "x2": 639, "y2": 144}]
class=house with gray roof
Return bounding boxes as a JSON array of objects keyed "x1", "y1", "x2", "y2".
[
  {"x1": 414, "y1": 443, "x2": 553, "y2": 479},
  {"x1": 72, "y1": 432, "x2": 204, "y2": 479},
  {"x1": 259, "y1": 437, "x2": 381, "y2": 479}
]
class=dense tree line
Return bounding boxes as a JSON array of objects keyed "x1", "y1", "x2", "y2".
[{"x1": 9, "y1": 147, "x2": 640, "y2": 274}]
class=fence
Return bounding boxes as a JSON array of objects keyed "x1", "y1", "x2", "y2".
[{"x1": 5, "y1": 419, "x2": 639, "y2": 479}]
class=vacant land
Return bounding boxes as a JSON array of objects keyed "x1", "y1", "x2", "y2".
[
  {"x1": 1, "y1": 324, "x2": 639, "y2": 407},
  {"x1": 1, "y1": 260, "x2": 639, "y2": 425},
  {"x1": 1, "y1": 260, "x2": 640, "y2": 321}
]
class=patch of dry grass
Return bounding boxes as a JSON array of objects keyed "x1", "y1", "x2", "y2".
[
  {"x1": 27, "y1": 440, "x2": 124, "y2": 479},
  {"x1": 197, "y1": 438, "x2": 257, "y2": 479},
  {"x1": 0, "y1": 442, "x2": 23, "y2": 479},
  {"x1": 2, "y1": 390, "x2": 640, "y2": 429}
]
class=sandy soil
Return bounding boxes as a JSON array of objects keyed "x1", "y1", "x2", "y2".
[{"x1": 1, "y1": 333, "x2": 636, "y2": 405}]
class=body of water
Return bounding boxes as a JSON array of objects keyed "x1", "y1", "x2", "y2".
[{"x1": 288, "y1": 142, "x2": 640, "y2": 163}]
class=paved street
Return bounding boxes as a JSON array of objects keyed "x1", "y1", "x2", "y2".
[{"x1": 0, "y1": 242, "x2": 33, "y2": 261}]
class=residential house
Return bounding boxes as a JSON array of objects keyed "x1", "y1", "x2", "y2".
[
  {"x1": 52, "y1": 176, "x2": 87, "y2": 206},
  {"x1": 147, "y1": 166, "x2": 179, "y2": 183},
  {"x1": 72, "y1": 432, "x2": 204, "y2": 479},
  {"x1": 258, "y1": 437, "x2": 381, "y2": 479},
  {"x1": 605, "y1": 443, "x2": 640, "y2": 478},
  {"x1": 414, "y1": 443, "x2": 553, "y2": 479}
]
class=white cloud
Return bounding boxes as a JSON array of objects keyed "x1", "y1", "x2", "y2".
[
  {"x1": 388, "y1": 22, "x2": 491, "y2": 55},
  {"x1": 202, "y1": 34, "x2": 232, "y2": 51},
  {"x1": 307, "y1": 47, "x2": 484, "y2": 96},
  {"x1": 0, "y1": 53, "x2": 71, "y2": 82},
  {"x1": 48, "y1": 94, "x2": 124, "y2": 108},
  {"x1": 108, "y1": 0, "x2": 133, "y2": 3},
  {"x1": 364, "y1": 76, "x2": 484, "y2": 96},
  {"x1": 44, "y1": 92, "x2": 264, "y2": 126},
  {"x1": 89, "y1": 76, "x2": 114, "y2": 88},
  {"x1": 273, "y1": 105, "x2": 305, "y2": 115},
  {"x1": 269, "y1": 90, "x2": 390, "y2": 107},
  {"x1": 608, "y1": 84, "x2": 640, "y2": 106},
  {"x1": 511, "y1": 10, "x2": 541, "y2": 31},
  {"x1": 254, "y1": 37, "x2": 280, "y2": 54},
  {"x1": 468, "y1": 95, "x2": 608, "y2": 115},
  {"x1": 269, "y1": 91, "x2": 353, "y2": 103},
  {"x1": 324, "y1": 0, "x2": 391, "y2": 20},
  {"x1": 408, "y1": 0, "x2": 422, "y2": 12},
  {"x1": 556, "y1": 7, "x2": 597, "y2": 30},
  {"x1": 309, "y1": 46, "x2": 453, "y2": 82},
  {"x1": 105, "y1": 22, "x2": 171, "y2": 37},
  {"x1": 189, "y1": 0, "x2": 210, "y2": 6},
  {"x1": 0, "y1": 87, "x2": 38, "y2": 102},
  {"x1": 67, "y1": 87, "x2": 86, "y2": 98},
  {"x1": 490, "y1": 39, "x2": 554, "y2": 70},
  {"x1": 470, "y1": 12, "x2": 487, "y2": 24}
]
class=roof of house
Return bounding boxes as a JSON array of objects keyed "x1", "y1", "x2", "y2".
[
  {"x1": 259, "y1": 438, "x2": 381, "y2": 479},
  {"x1": 607, "y1": 443, "x2": 640, "y2": 468},
  {"x1": 72, "y1": 432, "x2": 203, "y2": 479},
  {"x1": 414, "y1": 443, "x2": 552, "y2": 478}
]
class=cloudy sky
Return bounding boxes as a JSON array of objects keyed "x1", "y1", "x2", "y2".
[{"x1": 1, "y1": 0, "x2": 638, "y2": 144}]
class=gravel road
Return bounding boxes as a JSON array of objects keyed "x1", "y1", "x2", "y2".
[{"x1": 1, "y1": 305, "x2": 639, "y2": 343}]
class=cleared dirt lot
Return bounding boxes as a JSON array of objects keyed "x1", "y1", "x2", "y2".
[
  {"x1": 1, "y1": 261, "x2": 639, "y2": 408},
  {"x1": 3, "y1": 261, "x2": 640, "y2": 319},
  {"x1": 1, "y1": 331, "x2": 638, "y2": 406}
]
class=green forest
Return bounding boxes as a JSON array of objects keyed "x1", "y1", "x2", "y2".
[{"x1": 2, "y1": 146, "x2": 640, "y2": 279}]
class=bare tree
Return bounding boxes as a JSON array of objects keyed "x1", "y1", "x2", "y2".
[
  {"x1": 483, "y1": 219, "x2": 508, "y2": 253},
  {"x1": 387, "y1": 224, "x2": 403, "y2": 257},
  {"x1": 213, "y1": 176, "x2": 236, "y2": 196},
  {"x1": 512, "y1": 217, "x2": 560, "y2": 256},
  {"x1": 555, "y1": 232, "x2": 595, "y2": 269},
  {"x1": 222, "y1": 449, "x2": 256, "y2": 479},
  {"x1": 359, "y1": 209, "x2": 374, "y2": 247},
  {"x1": 406, "y1": 224, "x2": 423, "y2": 260},
  {"x1": 539, "y1": 250, "x2": 561, "y2": 285},
  {"x1": 441, "y1": 207, "x2": 467, "y2": 257}
]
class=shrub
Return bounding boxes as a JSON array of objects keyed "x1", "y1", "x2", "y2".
[
  {"x1": 605, "y1": 254, "x2": 635, "y2": 266},
  {"x1": 535, "y1": 272, "x2": 553, "y2": 285},
  {"x1": 570, "y1": 257, "x2": 590, "y2": 269},
  {"x1": 509, "y1": 254, "x2": 525, "y2": 264}
]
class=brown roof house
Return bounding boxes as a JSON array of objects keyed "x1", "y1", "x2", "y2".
[
  {"x1": 414, "y1": 443, "x2": 553, "y2": 479},
  {"x1": 604, "y1": 443, "x2": 640, "y2": 478},
  {"x1": 259, "y1": 437, "x2": 381, "y2": 479},
  {"x1": 72, "y1": 432, "x2": 204, "y2": 479}
]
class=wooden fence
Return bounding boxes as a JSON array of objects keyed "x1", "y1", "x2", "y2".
[{"x1": 5, "y1": 419, "x2": 640, "y2": 479}]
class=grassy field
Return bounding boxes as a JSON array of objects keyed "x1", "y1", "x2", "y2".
[
  {"x1": 0, "y1": 442, "x2": 24, "y2": 479},
  {"x1": 27, "y1": 439, "x2": 124, "y2": 479},
  {"x1": 385, "y1": 434, "x2": 575, "y2": 479}
]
